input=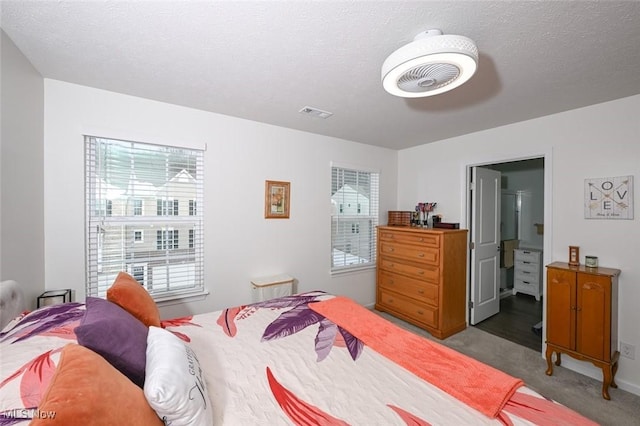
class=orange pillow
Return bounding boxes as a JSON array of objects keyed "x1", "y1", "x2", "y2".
[
  {"x1": 107, "y1": 272, "x2": 161, "y2": 327},
  {"x1": 31, "y1": 344, "x2": 163, "y2": 426}
]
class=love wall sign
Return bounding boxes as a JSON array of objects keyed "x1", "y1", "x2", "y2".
[{"x1": 584, "y1": 175, "x2": 634, "y2": 220}]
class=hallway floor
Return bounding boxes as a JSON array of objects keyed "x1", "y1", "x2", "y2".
[{"x1": 474, "y1": 293, "x2": 543, "y2": 352}]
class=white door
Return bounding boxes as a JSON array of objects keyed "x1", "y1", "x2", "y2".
[{"x1": 470, "y1": 167, "x2": 501, "y2": 325}]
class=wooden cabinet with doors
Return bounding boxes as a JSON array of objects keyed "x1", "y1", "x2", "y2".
[
  {"x1": 545, "y1": 262, "x2": 621, "y2": 400},
  {"x1": 375, "y1": 226, "x2": 468, "y2": 339}
]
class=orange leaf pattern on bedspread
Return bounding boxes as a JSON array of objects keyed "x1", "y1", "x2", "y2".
[
  {"x1": 160, "y1": 316, "x2": 198, "y2": 328},
  {"x1": 36, "y1": 322, "x2": 80, "y2": 340},
  {"x1": 499, "y1": 391, "x2": 599, "y2": 426},
  {"x1": 160, "y1": 316, "x2": 202, "y2": 342},
  {"x1": 387, "y1": 405, "x2": 432, "y2": 426},
  {"x1": 216, "y1": 306, "x2": 244, "y2": 337},
  {"x1": 0, "y1": 349, "x2": 60, "y2": 407},
  {"x1": 266, "y1": 367, "x2": 349, "y2": 426}
]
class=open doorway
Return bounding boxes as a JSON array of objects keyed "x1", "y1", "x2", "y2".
[{"x1": 468, "y1": 157, "x2": 545, "y2": 352}]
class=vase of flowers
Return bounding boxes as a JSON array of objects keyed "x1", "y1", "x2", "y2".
[{"x1": 416, "y1": 202, "x2": 437, "y2": 228}]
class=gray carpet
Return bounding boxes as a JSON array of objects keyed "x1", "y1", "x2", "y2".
[{"x1": 374, "y1": 310, "x2": 640, "y2": 426}]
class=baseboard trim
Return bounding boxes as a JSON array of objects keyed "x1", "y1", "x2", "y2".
[{"x1": 553, "y1": 356, "x2": 640, "y2": 397}]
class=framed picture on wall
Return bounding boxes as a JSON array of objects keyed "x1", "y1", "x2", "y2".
[
  {"x1": 584, "y1": 175, "x2": 633, "y2": 219},
  {"x1": 265, "y1": 180, "x2": 290, "y2": 219}
]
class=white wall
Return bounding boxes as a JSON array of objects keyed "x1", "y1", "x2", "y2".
[
  {"x1": 0, "y1": 30, "x2": 45, "y2": 307},
  {"x1": 43, "y1": 79, "x2": 397, "y2": 318},
  {"x1": 397, "y1": 95, "x2": 640, "y2": 394}
]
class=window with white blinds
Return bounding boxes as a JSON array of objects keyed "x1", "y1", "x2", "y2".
[
  {"x1": 85, "y1": 136, "x2": 204, "y2": 300},
  {"x1": 331, "y1": 165, "x2": 379, "y2": 273}
]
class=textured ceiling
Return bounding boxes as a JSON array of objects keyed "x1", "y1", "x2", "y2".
[{"x1": 2, "y1": 1, "x2": 639, "y2": 150}]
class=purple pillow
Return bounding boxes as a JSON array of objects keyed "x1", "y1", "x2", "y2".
[{"x1": 75, "y1": 297, "x2": 148, "y2": 388}]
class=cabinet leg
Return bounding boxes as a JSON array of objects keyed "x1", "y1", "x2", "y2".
[
  {"x1": 545, "y1": 346, "x2": 554, "y2": 376},
  {"x1": 602, "y1": 365, "x2": 613, "y2": 400},
  {"x1": 611, "y1": 361, "x2": 619, "y2": 389},
  {"x1": 555, "y1": 352, "x2": 562, "y2": 366}
]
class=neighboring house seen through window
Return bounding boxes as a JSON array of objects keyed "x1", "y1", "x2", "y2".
[
  {"x1": 133, "y1": 199, "x2": 142, "y2": 215},
  {"x1": 157, "y1": 199, "x2": 179, "y2": 216},
  {"x1": 331, "y1": 164, "x2": 379, "y2": 272},
  {"x1": 85, "y1": 136, "x2": 204, "y2": 300}
]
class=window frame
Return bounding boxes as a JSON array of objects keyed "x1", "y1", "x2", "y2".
[
  {"x1": 85, "y1": 135, "x2": 205, "y2": 301},
  {"x1": 330, "y1": 162, "x2": 380, "y2": 275},
  {"x1": 133, "y1": 229, "x2": 144, "y2": 243}
]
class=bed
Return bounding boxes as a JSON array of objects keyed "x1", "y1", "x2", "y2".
[{"x1": 1, "y1": 276, "x2": 596, "y2": 425}]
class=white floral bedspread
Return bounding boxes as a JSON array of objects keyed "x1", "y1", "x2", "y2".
[{"x1": 1, "y1": 292, "x2": 595, "y2": 425}]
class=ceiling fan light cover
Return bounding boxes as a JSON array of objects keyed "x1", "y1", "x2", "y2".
[{"x1": 382, "y1": 32, "x2": 478, "y2": 98}]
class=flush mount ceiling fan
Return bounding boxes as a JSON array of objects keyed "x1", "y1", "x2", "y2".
[{"x1": 381, "y1": 29, "x2": 478, "y2": 98}]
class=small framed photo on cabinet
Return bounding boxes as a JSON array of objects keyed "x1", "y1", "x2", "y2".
[{"x1": 568, "y1": 246, "x2": 580, "y2": 267}]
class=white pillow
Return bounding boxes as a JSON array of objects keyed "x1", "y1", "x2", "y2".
[{"x1": 144, "y1": 326, "x2": 213, "y2": 426}]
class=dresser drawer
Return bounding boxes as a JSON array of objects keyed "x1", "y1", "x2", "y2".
[
  {"x1": 379, "y1": 230, "x2": 440, "y2": 248},
  {"x1": 378, "y1": 271, "x2": 438, "y2": 306},
  {"x1": 514, "y1": 249, "x2": 541, "y2": 264},
  {"x1": 378, "y1": 289, "x2": 438, "y2": 328},
  {"x1": 380, "y1": 242, "x2": 439, "y2": 265},
  {"x1": 379, "y1": 258, "x2": 439, "y2": 283},
  {"x1": 515, "y1": 269, "x2": 540, "y2": 283},
  {"x1": 515, "y1": 259, "x2": 539, "y2": 274},
  {"x1": 514, "y1": 277, "x2": 539, "y2": 291}
]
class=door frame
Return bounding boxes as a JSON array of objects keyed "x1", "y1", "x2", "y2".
[{"x1": 461, "y1": 149, "x2": 553, "y2": 356}]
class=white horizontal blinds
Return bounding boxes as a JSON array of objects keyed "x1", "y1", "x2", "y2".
[
  {"x1": 331, "y1": 166, "x2": 379, "y2": 272},
  {"x1": 85, "y1": 136, "x2": 204, "y2": 299}
]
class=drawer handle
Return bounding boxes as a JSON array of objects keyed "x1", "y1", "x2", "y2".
[
  {"x1": 387, "y1": 298, "x2": 394, "y2": 304},
  {"x1": 417, "y1": 310, "x2": 424, "y2": 315},
  {"x1": 417, "y1": 253, "x2": 425, "y2": 258},
  {"x1": 388, "y1": 247, "x2": 395, "y2": 252},
  {"x1": 418, "y1": 270, "x2": 424, "y2": 275},
  {"x1": 523, "y1": 271, "x2": 530, "y2": 274},
  {"x1": 523, "y1": 251, "x2": 531, "y2": 254},
  {"x1": 388, "y1": 280, "x2": 394, "y2": 285},
  {"x1": 418, "y1": 238, "x2": 424, "y2": 242},
  {"x1": 523, "y1": 261, "x2": 531, "y2": 264},
  {"x1": 418, "y1": 289, "x2": 424, "y2": 294},
  {"x1": 523, "y1": 281, "x2": 530, "y2": 284},
  {"x1": 388, "y1": 263, "x2": 394, "y2": 267}
]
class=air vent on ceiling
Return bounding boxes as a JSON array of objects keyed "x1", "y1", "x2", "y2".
[{"x1": 299, "y1": 106, "x2": 333, "y2": 119}]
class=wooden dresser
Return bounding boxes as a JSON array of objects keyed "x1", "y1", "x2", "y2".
[
  {"x1": 375, "y1": 226, "x2": 468, "y2": 339},
  {"x1": 545, "y1": 262, "x2": 620, "y2": 400}
]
